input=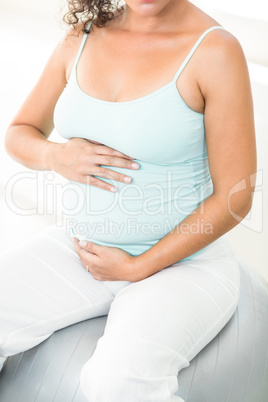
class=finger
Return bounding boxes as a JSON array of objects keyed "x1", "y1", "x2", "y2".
[
  {"x1": 74, "y1": 173, "x2": 124, "y2": 192},
  {"x1": 73, "y1": 238, "x2": 103, "y2": 274},
  {"x1": 80, "y1": 257, "x2": 110, "y2": 281},
  {"x1": 77, "y1": 244, "x2": 99, "y2": 264},
  {"x1": 73, "y1": 236, "x2": 82, "y2": 254},
  {"x1": 91, "y1": 167, "x2": 133, "y2": 185},
  {"x1": 94, "y1": 144, "x2": 135, "y2": 160},
  {"x1": 79, "y1": 257, "x2": 96, "y2": 273},
  {"x1": 92, "y1": 154, "x2": 140, "y2": 171},
  {"x1": 91, "y1": 273, "x2": 109, "y2": 281},
  {"x1": 73, "y1": 237, "x2": 90, "y2": 259},
  {"x1": 86, "y1": 139, "x2": 104, "y2": 145},
  {"x1": 79, "y1": 240, "x2": 100, "y2": 256},
  {"x1": 83, "y1": 175, "x2": 118, "y2": 193}
]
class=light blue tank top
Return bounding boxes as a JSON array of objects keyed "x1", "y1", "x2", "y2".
[{"x1": 53, "y1": 24, "x2": 226, "y2": 261}]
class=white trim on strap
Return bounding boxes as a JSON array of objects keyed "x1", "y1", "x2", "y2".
[
  {"x1": 72, "y1": 21, "x2": 93, "y2": 70},
  {"x1": 172, "y1": 26, "x2": 227, "y2": 82}
]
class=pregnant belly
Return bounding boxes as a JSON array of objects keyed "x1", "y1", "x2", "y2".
[{"x1": 62, "y1": 160, "x2": 213, "y2": 255}]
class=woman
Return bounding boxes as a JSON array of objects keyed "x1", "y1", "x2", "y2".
[{"x1": 1, "y1": 0, "x2": 256, "y2": 400}]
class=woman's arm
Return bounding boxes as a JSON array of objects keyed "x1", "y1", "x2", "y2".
[
  {"x1": 4, "y1": 26, "x2": 137, "y2": 192},
  {"x1": 132, "y1": 31, "x2": 257, "y2": 278},
  {"x1": 74, "y1": 30, "x2": 257, "y2": 282},
  {"x1": 4, "y1": 29, "x2": 71, "y2": 170}
]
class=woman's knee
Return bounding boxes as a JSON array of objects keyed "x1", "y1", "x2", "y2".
[
  {"x1": 79, "y1": 354, "x2": 127, "y2": 401},
  {"x1": 0, "y1": 326, "x2": 53, "y2": 358},
  {"x1": 79, "y1": 334, "x2": 186, "y2": 401},
  {"x1": 80, "y1": 353, "x2": 144, "y2": 402}
]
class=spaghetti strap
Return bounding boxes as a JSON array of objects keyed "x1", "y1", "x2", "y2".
[
  {"x1": 69, "y1": 21, "x2": 93, "y2": 80},
  {"x1": 172, "y1": 26, "x2": 227, "y2": 82}
]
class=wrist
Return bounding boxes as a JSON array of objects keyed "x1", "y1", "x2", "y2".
[
  {"x1": 43, "y1": 140, "x2": 61, "y2": 171},
  {"x1": 130, "y1": 252, "x2": 160, "y2": 281}
]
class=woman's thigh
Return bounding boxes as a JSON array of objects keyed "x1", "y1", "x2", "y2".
[
  {"x1": 0, "y1": 224, "x2": 120, "y2": 358},
  {"x1": 81, "y1": 235, "x2": 240, "y2": 400},
  {"x1": 106, "y1": 236, "x2": 239, "y2": 357}
]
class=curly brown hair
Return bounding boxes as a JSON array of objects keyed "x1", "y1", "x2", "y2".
[{"x1": 63, "y1": 0, "x2": 125, "y2": 34}]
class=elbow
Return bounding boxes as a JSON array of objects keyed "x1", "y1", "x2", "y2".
[
  {"x1": 4, "y1": 124, "x2": 24, "y2": 158},
  {"x1": 239, "y1": 196, "x2": 253, "y2": 219},
  {"x1": 4, "y1": 126, "x2": 14, "y2": 156},
  {"x1": 227, "y1": 181, "x2": 255, "y2": 224}
]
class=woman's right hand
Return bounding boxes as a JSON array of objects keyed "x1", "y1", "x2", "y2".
[
  {"x1": 5, "y1": 26, "x2": 139, "y2": 190},
  {"x1": 51, "y1": 138, "x2": 140, "y2": 192}
]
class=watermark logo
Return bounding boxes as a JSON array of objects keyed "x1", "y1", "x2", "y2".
[
  {"x1": 4, "y1": 169, "x2": 263, "y2": 233},
  {"x1": 65, "y1": 217, "x2": 213, "y2": 239},
  {"x1": 228, "y1": 171, "x2": 263, "y2": 233}
]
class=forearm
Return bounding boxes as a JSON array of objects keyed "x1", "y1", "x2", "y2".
[
  {"x1": 134, "y1": 191, "x2": 253, "y2": 278},
  {"x1": 4, "y1": 124, "x2": 59, "y2": 171}
]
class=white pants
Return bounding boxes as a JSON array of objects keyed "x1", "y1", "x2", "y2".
[{"x1": 0, "y1": 224, "x2": 240, "y2": 401}]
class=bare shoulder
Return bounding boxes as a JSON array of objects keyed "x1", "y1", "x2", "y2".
[
  {"x1": 202, "y1": 27, "x2": 246, "y2": 64},
  {"x1": 184, "y1": 3, "x2": 248, "y2": 82},
  {"x1": 188, "y1": 2, "x2": 245, "y2": 64},
  {"x1": 196, "y1": 27, "x2": 249, "y2": 95},
  {"x1": 56, "y1": 22, "x2": 86, "y2": 58},
  {"x1": 59, "y1": 22, "x2": 85, "y2": 47},
  {"x1": 51, "y1": 22, "x2": 87, "y2": 80}
]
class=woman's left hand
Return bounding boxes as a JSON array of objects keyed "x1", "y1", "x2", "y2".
[{"x1": 73, "y1": 237, "x2": 144, "y2": 282}]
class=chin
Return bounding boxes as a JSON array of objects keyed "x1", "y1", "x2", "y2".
[{"x1": 125, "y1": 0, "x2": 173, "y2": 18}]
